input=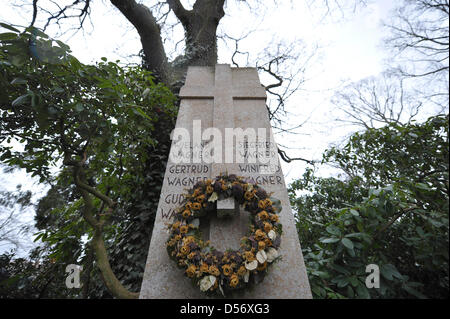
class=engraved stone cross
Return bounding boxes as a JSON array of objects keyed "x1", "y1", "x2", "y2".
[{"x1": 180, "y1": 64, "x2": 266, "y2": 250}]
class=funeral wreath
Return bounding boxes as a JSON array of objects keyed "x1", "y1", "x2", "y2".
[{"x1": 166, "y1": 174, "x2": 283, "y2": 296}]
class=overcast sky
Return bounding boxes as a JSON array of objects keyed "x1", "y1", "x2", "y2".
[
  {"x1": 0, "y1": 0, "x2": 397, "y2": 165},
  {"x1": 0, "y1": 0, "x2": 401, "y2": 255}
]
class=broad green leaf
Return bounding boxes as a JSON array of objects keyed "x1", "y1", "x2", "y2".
[
  {"x1": 0, "y1": 32, "x2": 18, "y2": 40},
  {"x1": 326, "y1": 225, "x2": 341, "y2": 236},
  {"x1": 349, "y1": 276, "x2": 359, "y2": 287},
  {"x1": 356, "y1": 222, "x2": 364, "y2": 232},
  {"x1": 320, "y1": 237, "x2": 340, "y2": 244},
  {"x1": 12, "y1": 93, "x2": 30, "y2": 106},
  {"x1": 346, "y1": 285, "x2": 355, "y2": 298},
  {"x1": 380, "y1": 264, "x2": 402, "y2": 281},
  {"x1": 330, "y1": 263, "x2": 351, "y2": 275},
  {"x1": 350, "y1": 209, "x2": 359, "y2": 216},
  {"x1": 415, "y1": 182, "x2": 431, "y2": 191},
  {"x1": 336, "y1": 277, "x2": 349, "y2": 288},
  {"x1": 311, "y1": 271, "x2": 330, "y2": 279},
  {"x1": 10, "y1": 54, "x2": 26, "y2": 67},
  {"x1": 345, "y1": 232, "x2": 363, "y2": 238},
  {"x1": 341, "y1": 238, "x2": 354, "y2": 249},
  {"x1": 0, "y1": 22, "x2": 20, "y2": 32},
  {"x1": 355, "y1": 283, "x2": 370, "y2": 299},
  {"x1": 142, "y1": 87, "x2": 151, "y2": 97},
  {"x1": 55, "y1": 40, "x2": 70, "y2": 51},
  {"x1": 415, "y1": 226, "x2": 425, "y2": 237},
  {"x1": 10, "y1": 77, "x2": 27, "y2": 85},
  {"x1": 132, "y1": 107, "x2": 152, "y2": 120},
  {"x1": 402, "y1": 284, "x2": 427, "y2": 299},
  {"x1": 75, "y1": 103, "x2": 84, "y2": 112},
  {"x1": 26, "y1": 26, "x2": 49, "y2": 39}
]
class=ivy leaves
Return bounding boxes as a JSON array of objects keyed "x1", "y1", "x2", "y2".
[
  {"x1": 0, "y1": 24, "x2": 176, "y2": 185},
  {"x1": 0, "y1": 23, "x2": 177, "y2": 297}
]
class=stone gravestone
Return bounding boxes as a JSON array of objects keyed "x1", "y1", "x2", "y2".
[{"x1": 139, "y1": 64, "x2": 312, "y2": 299}]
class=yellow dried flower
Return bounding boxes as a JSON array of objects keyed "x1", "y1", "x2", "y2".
[
  {"x1": 171, "y1": 221, "x2": 181, "y2": 230},
  {"x1": 254, "y1": 229, "x2": 266, "y2": 241},
  {"x1": 180, "y1": 225, "x2": 189, "y2": 234},
  {"x1": 188, "y1": 252, "x2": 196, "y2": 260},
  {"x1": 244, "y1": 191, "x2": 254, "y2": 201},
  {"x1": 200, "y1": 262, "x2": 209, "y2": 274},
  {"x1": 257, "y1": 262, "x2": 267, "y2": 271},
  {"x1": 270, "y1": 214, "x2": 279, "y2": 223},
  {"x1": 193, "y1": 188, "x2": 201, "y2": 197},
  {"x1": 237, "y1": 266, "x2": 246, "y2": 276},
  {"x1": 182, "y1": 209, "x2": 191, "y2": 219},
  {"x1": 258, "y1": 241, "x2": 266, "y2": 250},
  {"x1": 186, "y1": 264, "x2": 197, "y2": 278},
  {"x1": 222, "y1": 264, "x2": 233, "y2": 277},
  {"x1": 229, "y1": 274, "x2": 239, "y2": 288},
  {"x1": 244, "y1": 251, "x2": 255, "y2": 262},
  {"x1": 192, "y1": 202, "x2": 202, "y2": 210},
  {"x1": 206, "y1": 185, "x2": 214, "y2": 194},
  {"x1": 180, "y1": 245, "x2": 190, "y2": 255},
  {"x1": 196, "y1": 194, "x2": 206, "y2": 203},
  {"x1": 209, "y1": 265, "x2": 220, "y2": 276},
  {"x1": 258, "y1": 200, "x2": 266, "y2": 209},
  {"x1": 222, "y1": 255, "x2": 230, "y2": 263},
  {"x1": 263, "y1": 222, "x2": 273, "y2": 233},
  {"x1": 212, "y1": 279, "x2": 218, "y2": 290},
  {"x1": 167, "y1": 239, "x2": 176, "y2": 247},
  {"x1": 257, "y1": 210, "x2": 269, "y2": 221}
]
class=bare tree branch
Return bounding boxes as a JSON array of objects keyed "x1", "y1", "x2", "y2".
[
  {"x1": 385, "y1": 0, "x2": 449, "y2": 81},
  {"x1": 166, "y1": 0, "x2": 191, "y2": 28},
  {"x1": 278, "y1": 147, "x2": 315, "y2": 165},
  {"x1": 110, "y1": 0, "x2": 170, "y2": 83},
  {"x1": 332, "y1": 72, "x2": 427, "y2": 129},
  {"x1": 30, "y1": 0, "x2": 38, "y2": 27}
]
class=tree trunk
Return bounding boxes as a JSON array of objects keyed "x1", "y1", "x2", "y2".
[
  {"x1": 182, "y1": 0, "x2": 225, "y2": 66},
  {"x1": 112, "y1": 0, "x2": 225, "y2": 84}
]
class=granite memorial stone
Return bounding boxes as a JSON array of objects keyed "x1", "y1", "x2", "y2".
[{"x1": 139, "y1": 64, "x2": 312, "y2": 298}]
